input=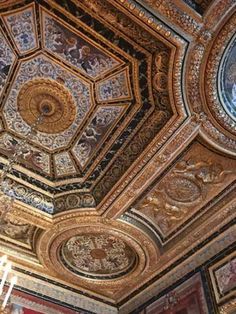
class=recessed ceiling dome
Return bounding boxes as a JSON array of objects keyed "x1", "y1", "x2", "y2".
[
  {"x1": 18, "y1": 78, "x2": 77, "y2": 134},
  {"x1": 61, "y1": 233, "x2": 137, "y2": 279}
]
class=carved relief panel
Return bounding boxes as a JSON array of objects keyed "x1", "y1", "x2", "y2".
[{"x1": 133, "y1": 141, "x2": 235, "y2": 240}]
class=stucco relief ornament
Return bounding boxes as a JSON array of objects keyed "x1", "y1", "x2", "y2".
[
  {"x1": 161, "y1": 159, "x2": 231, "y2": 204},
  {"x1": 0, "y1": 215, "x2": 32, "y2": 243},
  {"x1": 18, "y1": 78, "x2": 77, "y2": 134},
  {"x1": 137, "y1": 157, "x2": 231, "y2": 234},
  {"x1": 153, "y1": 52, "x2": 168, "y2": 92},
  {"x1": 140, "y1": 193, "x2": 187, "y2": 223}
]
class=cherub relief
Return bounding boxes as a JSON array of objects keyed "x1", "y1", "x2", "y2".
[
  {"x1": 174, "y1": 158, "x2": 231, "y2": 184},
  {"x1": 136, "y1": 157, "x2": 232, "y2": 235},
  {"x1": 0, "y1": 215, "x2": 31, "y2": 243},
  {"x1": 140, "y1": 192, "x2": 187, "y2": 222}
]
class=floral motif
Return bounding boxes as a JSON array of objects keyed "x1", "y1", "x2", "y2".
[
  {"x1": 42, "y1": 11, "x2": 121, "y2": 79},
  {"x1": 61, "y1": 233, "x2": 136, "y2": 278},
  {"x1": 0, "y1": 178, "x2": 54, "y2": 214},
  {"x1": 18, "y1": 78, "x2": 77, "y2": 134},
  {"x1": 3, "y1": 6, "x2": 37, "y2": 53},
  {"x1": 72, "y1": 106, "x2": 124, "y2": 167},
  {"x1": 0, "y1": 29, "x2": 15, "y2": 95},
  {"x1": 54, "y1": 152, "x2": 77, "y2": 176},
  {"x1": 3, "y1": 54, "x2": 91, "y2": 150},
  {"x1": 54, "y1": 193, "x2": 95, "y2": 212},
  {"x1": 96, "y1": 69, "x2": 131, "y2": 102}
]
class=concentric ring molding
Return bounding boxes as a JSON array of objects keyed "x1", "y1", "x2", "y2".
[
  {"x1": 18, "y1": 78, "x2": 77, "y2": 134},
  {"x1": 204, "y1": 11, "x2": 236, "y2": 137},
  {"x1": 219, "y1": 33, "x2": 236, "y2": 122},
  {"x1": 60, "y1": 233, "x2": 137, "y2": 280},
  {"x1": 36, "y1": 216, "x2": 159, "y2": 291}
]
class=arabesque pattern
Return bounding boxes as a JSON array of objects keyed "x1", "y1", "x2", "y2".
[
  {"x1": 2, "y1": 5, "x2": 38, "y2": 54},
  {"x1": 61, "y1": 233, "x2": 136, "y2": 279}
]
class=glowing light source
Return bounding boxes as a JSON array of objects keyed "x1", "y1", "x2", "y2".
[{"x1": 0, "y1": 255, "x2": 17, "y2": 311}]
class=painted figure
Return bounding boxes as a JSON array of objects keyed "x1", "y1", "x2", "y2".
[{"x1": 44, "y1": 15, "x2": 118, "y2": 77}]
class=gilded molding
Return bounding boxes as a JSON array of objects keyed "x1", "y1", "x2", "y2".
[
  {"x1": 0, "y1": 0, "x2": 235, "y2": 312},
  {"x1": 121, "y1": 224, "x2": 236, "y2": 312},
  {"x1": 36, "y1": 216, "x2": 159, "y2": 300},
  {"x1": 204, "y1": 0, "x2": 236, "y2": 29},
  {"x1": 139, "y1": 0, "x2": 202, "y2": 37},
  {"x1": 204, "y1": 12, "x2": 236, "y2": 134},
  {"x1": 219, "y1": 299, "x2": 236, "y2": 314},
  {"x1": 186, "y1": 4, "x2": 236, "y2": 155},
  {"x1": 102, "y1": 118, "x2": 199, "y2": 218}
]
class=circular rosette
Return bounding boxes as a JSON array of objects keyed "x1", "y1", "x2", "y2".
[
  {"x1": 18, "y1": 78, "x2": 76, "y2": 134},
  {"x1": 36, "y1": 216, "x2": 159, "y2": 286},
  {"x1": 60, "y1": 233, "x2": 137, "y2": 279}
]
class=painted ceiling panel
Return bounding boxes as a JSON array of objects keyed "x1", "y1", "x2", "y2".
[
  {"x1": 3, "y1": 53, "x2": 92, "y2": 151},
  {"x1": 2, "y1": 4, "x2": 38, "y2": 54},
  {"x1": 95, "y1": 68, "x2": 132, "y2": 102},
  {"x1": 0, "y1": 27, "x2": 16, "y2": 97},
  {"x1": 72, "y1": 105, "x2": 126, "y2": 168},
  {"x1": 41, "y1": 9, "x2": 122, "y2": 79}
]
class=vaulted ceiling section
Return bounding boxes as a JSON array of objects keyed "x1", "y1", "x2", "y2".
[{"x1": 0, "y1": 0, "x2": 235, "y2": 313}]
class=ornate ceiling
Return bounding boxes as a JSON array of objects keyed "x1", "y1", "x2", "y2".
[{"x1": 0, "y1": 0, "x2": 235, "y2": 313}]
